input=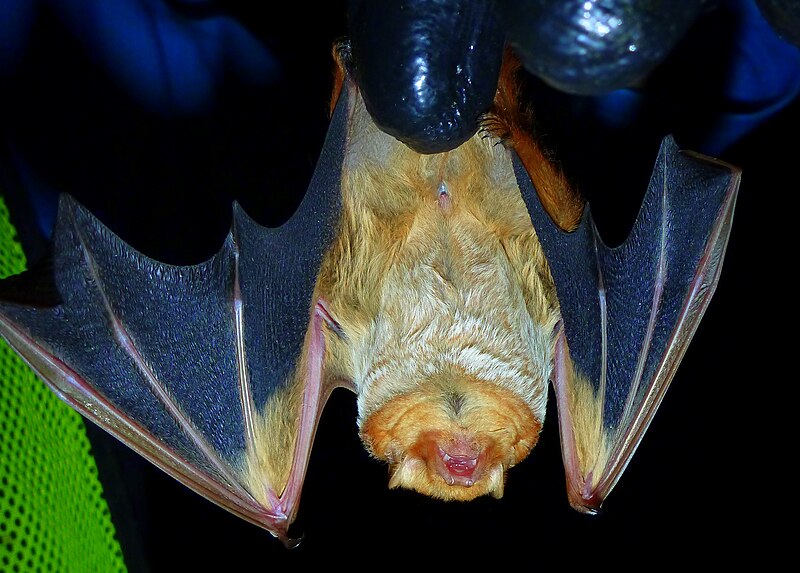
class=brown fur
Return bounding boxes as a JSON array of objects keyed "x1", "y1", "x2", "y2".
[
  {"x1": 329, "y1": 40, "x2": 349, "y2": 116},
  {"x1": 485, "y1": 52, "x2": 583, "y2": 232},
  {"x1": 309, "y1": 49, "x2": 576, "y2": 501},
  {"x1": 245, "y1": 46, "x2": 580, "y2": 503}
]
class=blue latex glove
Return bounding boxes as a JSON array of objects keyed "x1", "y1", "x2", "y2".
[
  {"x1": 2, "y1": 0, "x2": 279, "y2": 115},
  {"x1": 592, "y1": 0, "x2": 800, "y2": 155}
]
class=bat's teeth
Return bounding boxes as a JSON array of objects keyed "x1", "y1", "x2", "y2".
[{"x1": 438, "y1": 447, "x2": 479, "y2": 484}]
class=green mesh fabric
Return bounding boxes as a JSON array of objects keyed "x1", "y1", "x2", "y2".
[{"x1": 0, "y1": 197, "x2": 127, "y2": 573}]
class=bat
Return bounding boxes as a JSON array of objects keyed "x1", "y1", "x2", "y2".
[{"x1": 0, "y1": 42, "x2": 739, "y2": 547}]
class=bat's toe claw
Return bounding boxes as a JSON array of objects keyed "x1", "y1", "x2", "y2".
[{"x1": 281, "y1": 534, "x2": 304, "y2": 550}]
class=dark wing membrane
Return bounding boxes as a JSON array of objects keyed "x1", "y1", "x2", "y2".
[
  {"x1": 0, "y1": 87, "x2": 347, "y2": 540},
  {"x1": 516, "y1": 136, "x2": 740, "y2": 512},
  {"x1": 0, "y1": 201, "x2": 263, "y2": 519}
]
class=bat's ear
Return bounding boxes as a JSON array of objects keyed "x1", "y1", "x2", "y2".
[{"x1": 514, "y1": 135, "x2": 740, "y2": 512}]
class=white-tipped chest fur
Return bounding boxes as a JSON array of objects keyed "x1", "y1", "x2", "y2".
[
  {"x1": 352, "y1": 197, "x2": 554, "y2": 425},
  {"x1": 316, "y1": 86, "x2": 561, "y2": 430}
]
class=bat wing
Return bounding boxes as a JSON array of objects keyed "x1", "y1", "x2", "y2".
[
  {"x1": 0, "y1": 80, "x2": 349, "y2": 545},
  {"x1": 515, "y1": 135, "x2": 740, "y2": 513}
]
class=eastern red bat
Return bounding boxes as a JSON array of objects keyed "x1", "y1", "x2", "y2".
[{"x1": 0, "y1": 43, "x2": 739, "y2": 546}]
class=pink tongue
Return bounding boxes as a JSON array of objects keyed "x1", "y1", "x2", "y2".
[{"x1": 444, "y1": 455, "x2": 477, "y2": 477}]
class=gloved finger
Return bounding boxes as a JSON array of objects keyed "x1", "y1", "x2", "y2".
[
  {"x1": 501, "y1": 0, "x2": 704, "y2": 95},
  {"x1": 347, "y1": 0, "x2": 505, "y2": 154}
]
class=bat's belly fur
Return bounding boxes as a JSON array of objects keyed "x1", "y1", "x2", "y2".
[{"x1": 315, "y1": 86, "x2": 562, "y2": 500}]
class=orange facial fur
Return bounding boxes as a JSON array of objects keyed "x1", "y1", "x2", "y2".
[{"x1": 362, "y1": 374, "x2": 541, "y2": 500}]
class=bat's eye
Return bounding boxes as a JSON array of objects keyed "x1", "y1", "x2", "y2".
[{"x1": 360, "y1": 377, "x2": 541, "y2": 502}]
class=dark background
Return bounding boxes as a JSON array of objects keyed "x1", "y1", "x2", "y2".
[{"x1": 0, "y1": 1, "x2": 792, "y2": 567}]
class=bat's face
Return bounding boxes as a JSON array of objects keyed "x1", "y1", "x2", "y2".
[
  {"x1": 361, "y1": 374, "x2": 541, "y2": 500},
  {"x1": 316, "y1": 85, "x2": 560, "y2": 501}
]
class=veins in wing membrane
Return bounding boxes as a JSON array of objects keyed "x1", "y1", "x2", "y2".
[{"x1": 69, "y1": 207, "x2": 253, "y2": 498}]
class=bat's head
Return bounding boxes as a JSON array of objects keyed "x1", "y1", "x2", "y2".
[{"x1": 360, "y1": 375, "x2": 541, "y2": 501}]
